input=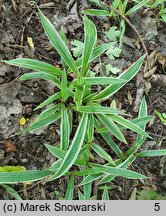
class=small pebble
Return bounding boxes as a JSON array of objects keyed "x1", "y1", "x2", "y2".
[{"x1": 21, "y1": 158, "x2": 28, "y2": 163}]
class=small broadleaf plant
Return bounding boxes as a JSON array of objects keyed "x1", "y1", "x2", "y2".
[{"x1": 1, "y1": 9, "x2": 166, "y2": 199}]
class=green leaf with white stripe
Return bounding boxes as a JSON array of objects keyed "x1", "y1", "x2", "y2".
[
  {"x1": 79, "y1": 173, "x2": 104, "y2": 186},
  {"x1": 45, "y1": 144, "x2": 86, "y2": 166},
  {"x1": 125, "y1": 137, "x2": 146, "y2": 157},
  {"x1": 60, "y1": 104, "x2": 70, "y2": 150},
  {"x1": 50, "y1": 113, "x2": 88, "y2": 180},
  {"x1": 98, "y1": 155, "x2": 136, "y2": 185},
  {"x1": 77, "y1": 104, "x2": 128, "y2": 115},
  {"x1": 26, "y1": 111, "x2": 61, "y2": 132},
  {"x1": 65, "y1": 175, "x2": 75, "y2": 200},
  {"x1": 80, "y1": 16, "x2": 97, "y2": 76},
  {"x1": 98, "y1": 116, "x2": 152, "y2": 133},
  {"x1": 1, "y1": 184, "x2": 22, "y2": 200},
  {"x1": 125, "y1": 0, "x2": 150, "y2": 16},
  {"x1": 75, "y1": 42, "x2": 116, "y2": 70},
  {"x1": 109, "y1": 114, "x2": 150, "y2": 138},
  {"x1": 19, "y1": 72, "x2": 61, "y2": 85},
  {"x1": 91, "y1": 143, "x2": 114, "y2": 163},
  {"x1": 86, "y1": 114, "x2": 94, "y2": 142},
  {"x1": 136, "y1": 150, "x2": 166, "y2": 157},
  {"x1": 100, "y1": 132, "x2": 122, "y2": 158},
  {"x1": 94, "y1": 118, "x2": 122, "y2": 158},
  {"x1": 0, "y1": 170, "x2": 52, "y2": 184},
  {"x1": 78, "y1": 190, "x2": 85, "y2": 200},
  {"x1": 2, "y1": 58, "x2": 62, "y2": 76},
  {"x1": 97, "y1": 114, "x2": 127, "y2": 144},
  {"x1": 90, "y1": 164, "x2": 147, "y2": 180},
  {"x1": 34, "y1": 92, "x2": 61, "y2": 110},
  {"x1": 83, "y1": 181, "x2": 92, "y2": 200},
  {"x1": 137, "y1": 96, "x2": 148, "y2": 142},
  {"x1": 102, "y1": 185, "x2": 110, "y2": 200},
  {"x1": 74, "y1": 82, "x2": 85, "y2": 109},
  {"x1": 49, "y1": 160, "x2": 62, "y2": 172},
  {"x1": 61, "y1": 71, "x2": 68, "y2": 101},
  {"x1": 39, "y1": 10, "x2": 79, "y2": 76},
  {"x1": 83, "y1": 77, "x2": 126, "y2": 85},
  {"x1": 37, "y1": 103, "x2": 61, "y2": 120},
  {"x1": 84, "y1": 55, "x2": 145, "y2": 102},
  {"x1": 83, "y1": 9, "x2": 110, "y2": 16}
]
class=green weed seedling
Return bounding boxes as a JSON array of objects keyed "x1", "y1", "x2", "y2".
[
  {"x1": 134, "y1": 0, "x2": 166, "y2": 23},
  {"x1": 137, "y1": 188, "x2": 166, "y2": 200},
  {"x1": 1, "y1": 9, "x2": 166, "y2": 199},
  {"x1": 84, "y1": 0, "x2": 165, "y2": 49}
]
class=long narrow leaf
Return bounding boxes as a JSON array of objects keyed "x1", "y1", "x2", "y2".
[
  {"x1": 97, "y1": 114, "x2": 127, "y2": 144},
  {"x1": 80, "y1": 16, "x2": 97, "y2": 76},
  {"x1": 74, "y1": 42, "x2": 116, "y2": 70},
  {"x1": 26, "y1": 111, "x2": 61, "y2": 132},
  {"x1": 90, "y1": 164, "x2": 147, "y2": 179},
  {"x1": 102, "y1": 186, "x2": 110, "y2": 200},
  {"x1": 86, "y1": 114, "x2": 94, "y2": 143},
  {"x1": 77, "y1": 105, "x2": 128, "y2": 115},
  {"x1": 2, "y1": 58, "x2": 62, "y2": 76},
  {"x1": 0, "y1": 170, "x2": 52, "y2": 184},
  {"x1": 74, "y1": 83, "x2": 85, "y2": 109},
  {"x1": 37, "y1": 103, "x2": 61, "y2": 120},
  {"x1": 78, "y1": 190, "x2": 85, "y2": 200},
  {"x1": 94, "y1": 117, "x2": 122, "y2": 157},
  {"x1": 109, "y1": 114, "x2": 150, "y2": 138},
  {"x1": 20, "y1": 72, "x2": 74, "y2": 97},
  {"x1": 83, "y1": 77, "x2": 126, "y2": 85},
  {"x1": 98, "y1": 155, "x2": 136, "y2": 185},
  {"x1": 125, "y1": 137, "x2": 146, "y2": 157},
  {"x1": 100, "y1": 132, "x2": 122, "y2": 158},
  {"x1": 85, "y1": 55, "x2": 145, "y2": 102},
  {"x1": 136, "y1": 150, "x2": 166, "y2": 157},
  {"x1": 61, "y1": 70, "x2": 68, "y2": 101},
  {"x1": 79, "y1": 173, "x2": 104, "y2": 186},
  {"x1": 83, "y1": 9, "x2": 110, "y2": 16},
  {"x1": 49, "y1": 160, "x2": 62, "y2": 172},
  {"x1": 1, "y1": 184, "x2": 22, "y2": 200},
  {"x1": 91, "y1": 143, "x2": 114, "y2": 163},
  {"x1": 34, "y1": 92, "x2": 61, "y2": 110},
  {"x1": 118, "y1": 116, "x2": 152, "y2": 131},
  {"x1": 19, "y1": 72, "x2": 61, "y2": 84},
  {"x1": 97, "y1": 116, "x2": 152, "y2": 132},
  {"x1": 137, "y1": 96, "x2": 148, "y2": 142},
  {"x1": 65, "y1": 175, "x2": 75, "y2": 200},
  {"x1": 125, "y1": 0, "x2": 150, "y2": 16},
  {"x1": 45, "y1": 144, "x2": 86, "y2": 166},
  {"x1": 60, "y1": 104, "x2": 70, "y2": 150},
  {"x1": 50, "y1": 113, "x2": 88, "y2": 180},
  {"x1": 39, "y1": 10, "x2": 79, "y2": 76},
  {"x1": 83, "y1": 181, "x2": 92, "y2": 200}
]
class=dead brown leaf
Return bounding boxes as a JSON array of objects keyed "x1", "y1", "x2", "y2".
[
  {"x1": 127, "y1": 89, "x2": 133, "y2": 105},
  {"x1": 3, "y1": 139, "x2": 16, "y2": 153}
]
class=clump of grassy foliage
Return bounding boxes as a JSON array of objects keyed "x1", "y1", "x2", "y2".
[{"x1": 1, "y1": 8, "x2": 166, "y2": 200}]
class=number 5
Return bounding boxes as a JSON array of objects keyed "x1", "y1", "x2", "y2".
[{"x1": 154, "y1": 203, "x2": 160, "y2": 211}]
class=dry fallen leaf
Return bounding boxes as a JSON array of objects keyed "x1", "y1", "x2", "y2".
[
  {"x1": 127, "y1": 89, "x2": 133, "y2": 105},
  {"x1": 156, "y1": 52, "x2": 166, "y2": 69},
  {"x1": 3, "y1": 140, "x2": 16, "y2": 153},
  {"x1": 129, "y1": 187, "x2": 137, "y2": 200},
  {"x1": 27, "y1": 37, "x2": 34, "y2": 48}
]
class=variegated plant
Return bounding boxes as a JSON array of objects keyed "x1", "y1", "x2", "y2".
[{"x1": 1, "y1": 9, "x2": 166, "y2": 200}]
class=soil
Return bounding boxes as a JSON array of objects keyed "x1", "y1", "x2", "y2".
[{"x1": 0, "y1": 0, "x2": 166, "y2": 200}]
